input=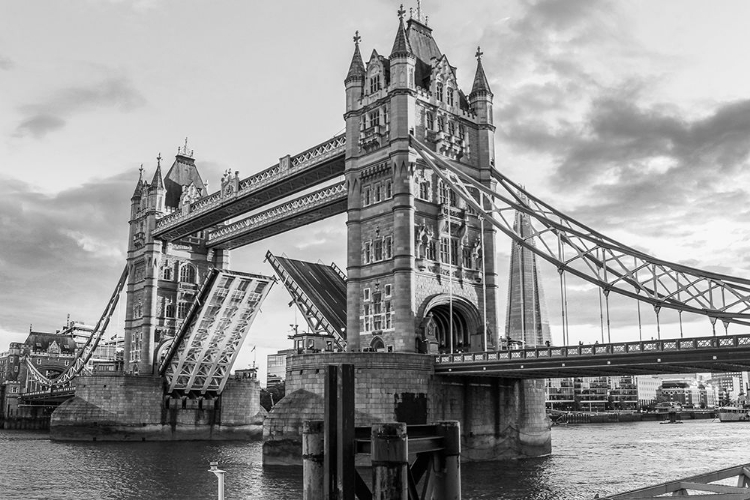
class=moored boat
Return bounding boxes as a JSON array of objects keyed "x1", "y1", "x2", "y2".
[{"x1": 718, "y1": 406, "x2": 750, "y2": 422}]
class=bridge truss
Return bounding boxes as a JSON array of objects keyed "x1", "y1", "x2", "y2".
[
  {"x1": 25, "y1": 265, "x2": 129, "y2": 389},
  {"x1": 265, "y1": 251, "x2": 347, "y2": 350},
  {"x1": 159, "y1": 269, "x2": 274, "y2": 395},
  {"x1": 411, "y1": 137, "x2": 750, "y2": 339}
]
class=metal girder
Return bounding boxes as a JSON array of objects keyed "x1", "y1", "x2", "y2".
[
  {"x1": 161, "y1": 269, "x2": 274, "y2": 395},
  {"x1": 206, "y1": 181, "x2": 347, "y2": 250},
  {"x1": 153, "y1": 134, "x2": 346, "y2": 241},
  {"x1": 265, "y1": 251, "x2": 347, "y2": 349},
  {"x1": 603, "y1": 462, "x2": 750, "y2": 499},
  {"x1": 25, "y1": 265, "x2": 129, "y2": 389},
  {"x1": 410, "y1": 136, "x2": 750, "y2": 328}
]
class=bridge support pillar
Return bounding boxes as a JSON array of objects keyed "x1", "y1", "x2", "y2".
[
  {"x1": 302, "y1": 420, "x2": 325, "y2": 500},
  {"x1": 372, "y1": 422, "x2": 409, "y2": 500},
  {"x1": 436, "y1": 421, "x2": 461, "y2": 500}
]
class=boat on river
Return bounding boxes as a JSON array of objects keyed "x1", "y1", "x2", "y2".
[{"x1": 718, "y1": 406, "x2": 750, "y2": 422}]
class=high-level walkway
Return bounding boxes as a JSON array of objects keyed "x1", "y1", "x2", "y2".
[
  {"x1": 153, "y1": 134, "x2": 345, "y2": 242},
  {"x1": 434, "y1": 333, "x2": 750, "y2": 378}
]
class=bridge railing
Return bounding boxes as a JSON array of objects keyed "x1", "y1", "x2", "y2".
[{"x1": 435, "y1": 333, "x2": 750, "y2": 364}]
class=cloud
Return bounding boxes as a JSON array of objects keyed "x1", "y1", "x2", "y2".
[
  {"x1": 13, "y1": 75, "x2": 146, "y2": 139},
  {"x1": 0, "y1": 55, "x2": 13, "y2": 70},
  {"x1": 15, "y1": 114, "x2": 66, "y2": 139},
  {"x1": 0, "y1": 172, "x2": 133, "y2": 334}
]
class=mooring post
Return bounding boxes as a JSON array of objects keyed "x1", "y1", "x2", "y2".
[
  {"x1": 437, "y1": 420, "x2": 461, "y2": 500},
  {"x1": 372, "y1": 422, "x2": 408, "y2": 500},
  {"x1": 302, "y1": 420, "x2": 325, "y2": 500},
  {"x1": 324, "y1": 364, "x2": 355, "y2": 500}
]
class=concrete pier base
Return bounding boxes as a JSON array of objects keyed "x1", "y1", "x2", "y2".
[
  {"x1": 50, "y1": 374, "x2": 265, "y2": 441},
  {"x1": 262, "y1": 353, "x2": 551, "y2": 465}
]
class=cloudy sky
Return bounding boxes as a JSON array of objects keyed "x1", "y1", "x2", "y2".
[{"x1": 3, "y1": 0, "x2": 750, "y2": 380}]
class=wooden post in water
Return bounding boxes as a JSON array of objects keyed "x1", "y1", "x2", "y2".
[
  {"x1": 436, "y1": 421, "x2": 461, "y2": 500},
  {"x1": 302, "y1": 420, "x2": 324, "y2": 500},
  {"x1": 372, "y1": 422, "x2": 409, "y2": 500},
  {"x1": 324, "y1": 364, "x2": 355, "y2": 500}
]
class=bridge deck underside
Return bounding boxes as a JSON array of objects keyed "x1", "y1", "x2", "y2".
[
  {"x1": 153, "y1": 153, "x2": 344, "y2": 241},
  {"x1": 272, "y1": 255, "x2": 347, "y2": 337},
  {"x1": 161, "y1": 270, "x2": 274, "y2": 394},
  {"x1": 435, "y1": 334, "x2": 750, "y2": 378}
]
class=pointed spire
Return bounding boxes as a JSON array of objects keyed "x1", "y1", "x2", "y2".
[
  {"x1": 132, "y1": 165, "x2": 145, "y2": 198},
  {"x1": 470, "y1": 46, "x2": 492, "y2": 97},
  {"x1": 345, "y1": 31, "x2": 366, "y2": 83},
  {"x1": 150, "y1": 159, "x2": 164, "y2": 190},
  {"x1": 390, "y1": 4, "x2": 413, "y2": 58}
]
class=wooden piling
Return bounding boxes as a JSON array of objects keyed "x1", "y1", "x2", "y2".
[
  {"x1": 302, "y1": 420, "x2": 324, "y2": 500},
  {"x1": 437, "y1": 421, "x2": 461, "y2": 500},
  {"x1": 372, "y1": 422, "x2": 409, "y2": 500}
]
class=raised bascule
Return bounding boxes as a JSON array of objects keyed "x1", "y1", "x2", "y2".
[{"x1": 26, "y1": 4, "x2": 750, "y2": 460}]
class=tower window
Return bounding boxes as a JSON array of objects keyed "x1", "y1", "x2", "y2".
[
  {"x1": 447, "y1": 87, "x2": 454, "y2": 106},
  {"x1": 384, "y1": 236, "x2": 393, "y2": 259},
  {"x1": 437, "y1": 115, "x2": 445, "y2": 132},
  {"x1": 179, "y1": 264, "x2": 196, "y2": 283},
  {"x1": 162, "y1": 266, "x2": 172, "y2": 281},
  {"x1": 369, "y1": 75, "x2": 381, "y2": 94},
  {"x1": 459, "y1": 125, "x2": 466, "y2": 140},
  {"x1": 385, "y1": 284, "x2": 392, "y2": 297},
  {"x1": 364, "y1": 242, "x2": 371, "y2": 264},
  {"x1": 426, "y1": 112, "x2": 434, "y2": 130},
  {"x1": 374, "y1": 239, "x2": 383, "y2": 261},
  {"x1": 374, "y1": 184, "x2": 382, "y2": 203},
  {"x1": 177, "y1": 302, "x2": 190, "y2": 319},
  {"x1": 419, "y1": 181, "x2": 430, "y2": 201},
  {"x1": 363, "y1": 288, "x2": 371, "y2": 302},
  {"x1": 385, "y1": 180, "x2": 392, "y2": 199},
  {"x1": 436, "y1": 82, "x2": 444, "y2": 102},
  {"x1": 369, "y1": 110, "x2": 380, "y2": 128},
  {"x1": 165, "y1": 302, "x2": 175, "y2": 318},
  {"x1": 364, "y1": 187, "x2": 371, "y2": 206},
  {"x1": 448, "y1": 121, "x2": 455, "y2": 136}
]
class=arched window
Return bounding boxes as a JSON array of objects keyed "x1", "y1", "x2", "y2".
[
  {"x1": 179, "y1": 264, "x2": 196, "y2": 283},
  {"x1": 162, "y1": 265, "x2": 172, "y2": 281}
]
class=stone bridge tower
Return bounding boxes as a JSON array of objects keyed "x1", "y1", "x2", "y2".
[
  {"x1": 124, "y1": 145, "x2": 229, "y2": 375},
  {"x1": 344, "y1": 9, "x2": 499, "y2": 353}
]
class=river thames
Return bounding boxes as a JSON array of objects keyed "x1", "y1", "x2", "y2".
[{"x1": 1, "y1": 419, "x2": 749, "y2": 499}]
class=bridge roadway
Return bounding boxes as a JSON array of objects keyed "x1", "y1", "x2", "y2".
[
  {"x1": 434, "y1": 333, "x2": 750, "y2": 378},
  {"x1": 153, "y1": 134, "x2": 345, "y2": 242}
]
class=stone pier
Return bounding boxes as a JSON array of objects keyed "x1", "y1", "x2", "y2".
[
  {"x1": 50, "y1": 374, "x2": 265, "y2": 441},
  {"x1": 262, "y1": 352, "x2": 551, "y2": 465}
]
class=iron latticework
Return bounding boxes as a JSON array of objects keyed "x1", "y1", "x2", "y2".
[
  {"x1": 159, "y1": 269, "x2": 274, "y2": 395},
  {"x1": 411, "y1": 136, "x2": 750, "y2": 330},
  {"x1": 25, "y1": 265, "x2": 129, "y2": 388}
]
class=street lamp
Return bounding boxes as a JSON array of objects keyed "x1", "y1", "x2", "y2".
[{"x1": 208, "y1": 461, "x2": 225, "y2": 500}]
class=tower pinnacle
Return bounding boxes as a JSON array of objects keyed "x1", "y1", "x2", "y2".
[
  {"x1": 345, "y1": 31, "x2": 366, "y2": 83},
  {"x1": 470, "y1": 46, "x2": 492, "y2": 97}
]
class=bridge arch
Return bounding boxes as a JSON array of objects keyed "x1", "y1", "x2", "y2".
[{"x1": 419, "y1": 294, "x2": 481, "y2": 353}]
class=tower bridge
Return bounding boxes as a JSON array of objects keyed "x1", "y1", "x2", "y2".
[{"x1": 24, "y1": 3, "x2": 750, "y2": 458}]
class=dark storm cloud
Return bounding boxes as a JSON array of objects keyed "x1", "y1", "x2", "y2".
[
  {"x1": 0, "y1": 172, "x2": 133, "y2": 332},
  {"x1": 13, "y1": 75, "x2": 146, "y2": 139}
]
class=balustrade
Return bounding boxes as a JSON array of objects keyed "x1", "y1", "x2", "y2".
[{"x1": 434, "y1": 333, "x2": 750, "y2": 366}]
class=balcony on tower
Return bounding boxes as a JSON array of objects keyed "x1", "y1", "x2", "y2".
[
  {"x1": 427, "y1": 129, "x2": 464, "y2": 160},
  {"x1": 359, "y1": 123, "x2": 387, "y2": 153}
]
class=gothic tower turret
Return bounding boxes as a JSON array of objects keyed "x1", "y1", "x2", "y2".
[
  {"x1": 344, "y1": 5, "x2": 500, "y2": 354},
  {"x1": 123, "y1": 141, "x2": 218, "y2": 376}
]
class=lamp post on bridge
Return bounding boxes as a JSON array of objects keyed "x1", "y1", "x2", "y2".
[{"x1": 208, "y1": 462, "x2": 225, "y2": 500}]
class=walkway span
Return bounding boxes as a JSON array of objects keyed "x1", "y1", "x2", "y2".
[{"x1": 434, "y1": 333, "x2": 750, "y2": 378}]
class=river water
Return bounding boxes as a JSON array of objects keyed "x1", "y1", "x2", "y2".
[{"x1": 1, "y1": 419, "x2": 749, "y2": 499}]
